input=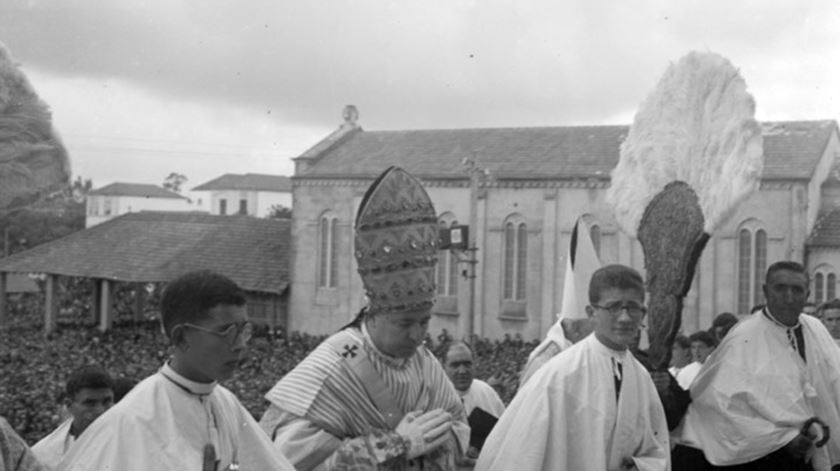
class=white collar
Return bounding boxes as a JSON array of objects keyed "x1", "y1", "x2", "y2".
[{"x1": 160, "y1": 362, "x2": 216, "y2": 396}]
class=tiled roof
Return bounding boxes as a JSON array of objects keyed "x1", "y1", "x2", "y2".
[
  {"x1": 192, "y1": 173, "x2": 292, "y2": 192},
  {"x1": 0, "y1": 212, "x2": 290, "y2": 294},
  {"x1": 296, "y1": 120, "x2": 838, "y2": 181},
  {"x1": 88, "y1": 183, "x2": 186, "y2": 199},
  {"x1": 807, "y1": 209, "x2": 840, "y2": 247}
]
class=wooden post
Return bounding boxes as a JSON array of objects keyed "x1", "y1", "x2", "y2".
[
  {"x1": 45, "y1": 274, "x2": 58, "y2": 335},
  {"x1": 134, "y1": 284, "x2": 145, "y2": 322},
  {"x1": 0, "y1": 272, "x2": 7, "y2": 329},
  {"x1": 92, "y1": 279, "x2": 102, "y2": 325},
  {"x1": 99, "y1": 279, "x2": 112, "y2": 332}
]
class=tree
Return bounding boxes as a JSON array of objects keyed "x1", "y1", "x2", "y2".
[
  {"x1": 267, "y1": 205, "x2": 292, "y2": 219},
  {"x1": 162, "y1": 173, "x2": 187, "y2": 193}
]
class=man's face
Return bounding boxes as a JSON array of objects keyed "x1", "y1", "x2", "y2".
[
  {"x1": 671, "y1": 344, "x2": 691, "y2": 368},
  {"x1": 181, "y1": 303, "x2": 250, "y2": 382},
  {"x1": 68, "y1": 388, "x2": 113, "y2": 435},
  {"x1": 445, "y1": 346, "x2": 474, "y2": 392},
  {"x1": 822, "y1": 309, "x2": 840, "y2": 339},
  {"x1": 763, "y1": 269, "x2": 809, "y2": 324},
  {"x1": 367, "y1": 309, "x2": 430, "y2": 358},
  {"x1": 690, "y1": 341, "x2": 714, "y2": 364},
  {"x1": 586, "y1": 288, "x2": 645, "y2": 350}
]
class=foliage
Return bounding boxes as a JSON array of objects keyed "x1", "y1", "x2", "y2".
[
  {"x1": 266, "y1": 204, "x2": 292, "y2": 219},
  {"x1": 162, "y1": 172, "x2": 187, "y2": 194}
]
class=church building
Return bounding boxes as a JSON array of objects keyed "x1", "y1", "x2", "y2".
[{"x1": 289, "y1": 106, "x2": 840, "y2": 340}]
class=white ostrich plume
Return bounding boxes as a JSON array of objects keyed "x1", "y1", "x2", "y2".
[{"x1": 606, "y1": 51, "x2": 764, "y2": 237}]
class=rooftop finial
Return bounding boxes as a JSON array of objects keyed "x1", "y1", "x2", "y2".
[{"x1": 343, "y1": 104, "x2": 359, "y2": 125}]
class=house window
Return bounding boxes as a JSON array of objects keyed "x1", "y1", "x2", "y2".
[
  {"x1": 737, "y1": 225, "x2": 767, "y2": 314},
  {"x1": 318, "y1": 214, "x2": 339, "y2": 288},
  {"x1": 590, "y1": 224, "x2": 601, "y2": 257},
  {"x1": 814, "y1": 270, "x2": 837, "y2": 304},
  {"x1": 239, "y1": 199, "x2": 248, "y2": 215},
  {"x1": 103, "y1": 197, "x2": 113, "y2": 216},
  {"x1": 503, "y1": 217, "x2": 527, "y2": 301},
  {"x1": 88, "y1": 198, "x2": 98, "y2": 216},
  {"x1": 436, "y1": 217, "x2": 459, "y2": 297},
  {"x1": 219, "y1": 199, "x2": 227, "y2": 215}
]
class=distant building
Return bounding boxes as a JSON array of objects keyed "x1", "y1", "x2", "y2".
[
  {"x1": 289, "y1": 108, "x2": 840, "y2": 340},
  {"x1": 86, "y1": 183, "x2": 192, "y2": 228},
  {"x1": 192, "y1": 173, "x2": 292, "y2": 217}
]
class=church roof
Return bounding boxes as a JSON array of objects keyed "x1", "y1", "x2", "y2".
[
  {"x1": 192, "y1": 173, "x2": 292, "y2": 192},
  {"x1": 89, "y1": 182, "x2": 186, "y2": 199},
  {"x1": 0, "y1": 212, "x2": 289, "y2": 294},
  {"x1": 807, "y1": 208, "x2": 840, "y2": 248},
  {"x1": 295, "y1": 120, "x2": 838, "y2": 181}
]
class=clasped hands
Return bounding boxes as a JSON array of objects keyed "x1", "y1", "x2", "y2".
[{"x1": 396, "y1": 408, "x2": 454, "y2": 460}]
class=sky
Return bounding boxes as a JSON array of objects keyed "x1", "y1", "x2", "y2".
[{"x1": 1, "y1": 0, "x2": 839, "y2": 191}]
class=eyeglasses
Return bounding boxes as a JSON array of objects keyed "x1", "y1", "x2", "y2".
[
  {"x1": 182, "y1": 322, "x2": 253, "y2": 346},
  {"x1": 591, "y1": 301, "x2": 647, "y2": 317}
]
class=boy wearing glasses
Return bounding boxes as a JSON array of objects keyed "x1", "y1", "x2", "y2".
[
  {"x1": 476, "y1": 264, "x2": 669, "y2": 471},
  {"x1": 60, "y1": 270, "x2": 294, "y2": 471}
]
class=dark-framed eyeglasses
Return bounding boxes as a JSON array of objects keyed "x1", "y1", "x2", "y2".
[
  {"x1": 591, "y1": 302, "x2": 647, "y2": 317},
  {"x1": 182, "y1": 322, "x2": 253, "y2": 346}
]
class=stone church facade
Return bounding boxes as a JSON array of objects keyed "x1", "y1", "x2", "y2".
[{"x1": 289, "y1": 109, "x2": 840, "y2": 340}]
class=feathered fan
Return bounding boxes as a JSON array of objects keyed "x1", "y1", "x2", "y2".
[
  {"x1": 0, "y1": 42, "x2": 70, "y2": 212},
  {"x1": 606, "y1": 51, "x2": 764, "y2": 369}
]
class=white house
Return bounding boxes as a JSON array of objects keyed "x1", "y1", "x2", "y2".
[
  {"x1": 192, "y1": 173, "x2": 292, "y2": 217},
  {"x1": 86, "y1": 183, "x2": 193, "y2": 228}
]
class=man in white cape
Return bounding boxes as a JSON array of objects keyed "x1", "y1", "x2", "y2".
[
  {"x1": 59, "y1": 271, "x2": 294, "y2": 471},
  {"x1": 677, "y1": 261, "x2": 840, "y2": 470},
  {"x1": 476, "y1": 264, "x2": 669, "y2": 471}
]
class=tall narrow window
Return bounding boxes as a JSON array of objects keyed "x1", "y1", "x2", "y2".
[
  {"x1": 828, "y1": 274, "x2": 836, "y2": 301},
  {"x1": 815, "y1": 273, "x2": 825, "y2": 304},
  {"x1": 219, "y1": 199, "x2": 227, "y2": 215},
  {"x1": 503, "y1": 217, "x2": 527, "y2": 301},
  {"x1": 737, "y1": 224, "x2": 767, "y2": 314},
  {"x1": 436, "y1": 216, "x2": 459, "y2": 297},
  {"x1": 239, "y1": 199, "x2": 248, "y2": 215},
  {"x1": 318, "y1": 214, "x2": 338, "y2": 288},
  {"x1": 590, "y1": 224, "x2": 601, "y2": 257}
]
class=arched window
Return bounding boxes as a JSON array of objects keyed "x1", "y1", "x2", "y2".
[
  {"x1": 590, "y1": 224, "x2": 601, "y2": 257},
  {"x1": 813, "y1": 268, "x2": 837, "y2": 304},
  {"x1": 318, "y1": 213, "x2": 339, "y2": 288},
  {"x1": 503, "y1": 216, "x2": 527, "y2": 301},
  {"x1": 737, "y1": 224, "x2": 767, "y2": 314},
  {"x1": 436, "y1": 214, "x2": 459, "y2": 297}
]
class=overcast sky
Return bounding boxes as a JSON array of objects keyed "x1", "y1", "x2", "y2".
[{"x1": 1, "y1": 0, "x2": 838, "y2": 190}]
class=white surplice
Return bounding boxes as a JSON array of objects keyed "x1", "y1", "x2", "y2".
[
  {"x1": 476, "y1": 334, "x2": 669, "y2": 471},
  {"x1": 459, "y1": 379, "x2": 505, "y2": 419},
  {"x1": 519, "y1": 320, "x2": 572, "y2": 386},
  {"x1": 31, "y1": 419, "x2": 73, "y2": 471},
  {"x1": 682, "y1": 311, "x2": 840, "y2": 469},
  {"x1": 58, "y1": 363, "x2": 294, "y2": 471}
]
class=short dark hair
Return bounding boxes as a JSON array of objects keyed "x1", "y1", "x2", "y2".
[
  {"x1": 817, "y1": 298, "x2": 840, "y2": 317},
  {"x1": 66, "y1": 365, "x2": 113, "y2": 401},
  {"x1": 160, "y1": 270, "x2": 246, "y2": 338},
  {"x1": 673, "y1": 334, "x2": 690, "y2": 349},
  {"x1": 765, "y1": 261, "x2": 809, "y2": 285},
  {"x1": 712, "y1": 312, "x2": 738, "y2": 329},
  {"x1": 589, "y1": 264, "x2": 645, "y2": 304},
  {"x1": 688, "y1": 330, "x2": 717, "y2": 348}
]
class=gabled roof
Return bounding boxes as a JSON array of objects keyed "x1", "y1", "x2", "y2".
[
  {"x1": 0, "y1": 212, "x2": 290, "y2": 294},
  {"x1": 192, "y1": 173, "x2": 292, "y2": 192},
  {"x1": 295, "y1": 120, "x2": 838, "y2": 181},
  {"x1": 807, "y1": 209, "x2": 840, "y2": 247},
  {"x1": 88, "y1": 183, "x2": 186, "y2": 199}
]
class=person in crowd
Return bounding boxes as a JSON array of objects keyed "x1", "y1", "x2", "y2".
[
  {"x1": 59, "y1": 270, "x2": 294, "y2": 471},
  {"x1": 476, "y1": 264, "x2": 669, "y2": 470},
  {"x1": 675, "y1": 331, "x2": 716, "y2": 389},
  {"x1": 817, "y1": 298, "x2": 840, "y2": 346},
  {"x1": 0, "y1": 417, "x2": 46, "y2": 471},
  {"x1": 31, "y1": 365, "x2": 114, "y2": 470},
  {"x1": 803, "y1": 302, "x2": 818, "y2": 319},
  {"x1": 676, "y1": 261, "x2": 840, "y2": 470},
  {"x1": 519, "y1": 311, "x2": 593, "y2": 386},
  {"x1": 444, "y1": 342, "x2": 505, "y2": 468},
  {"x1": 668, "y1": 335, "x2": 692, "y2": 378},
  {"x1": 260, "y1": 167, "x2": 469, "y2": 470},
  {"x1": 710, "y1": 312, "x2": 738, "y2": 343}
]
